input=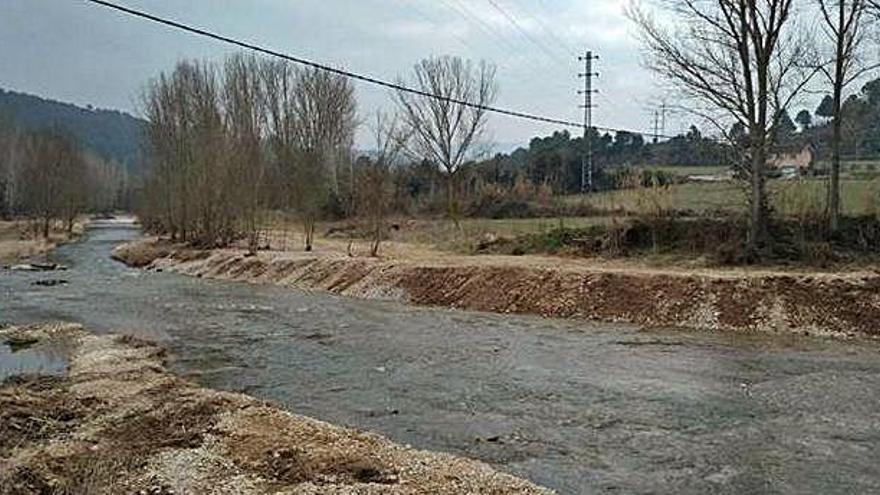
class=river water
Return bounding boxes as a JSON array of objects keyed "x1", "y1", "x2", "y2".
[{"x1": 2, "y1": 220, "x2": 880, "y2": 494}]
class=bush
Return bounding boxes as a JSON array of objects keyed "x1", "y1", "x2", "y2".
[
  {"x1": 605, "y1": 167, "x2": 679, "y2": 190},
  {"x1": 321, "y1": 191, "x2": 347, "y2": 221}
]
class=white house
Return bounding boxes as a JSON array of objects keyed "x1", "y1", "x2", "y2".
[{"x1": 768, "y1": 144, "x2": 814, "y2": 173}]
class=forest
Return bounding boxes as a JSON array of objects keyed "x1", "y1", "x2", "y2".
[{"x1": 0, "y1": 119, "x2": 128, "y2": 235}]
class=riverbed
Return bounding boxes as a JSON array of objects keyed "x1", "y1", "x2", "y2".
[{"x1": 3, "y1": 220, "x2": 880, "y2": 494}]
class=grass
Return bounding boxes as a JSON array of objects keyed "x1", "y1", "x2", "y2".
[
  {"x1": 638, "y1": 165, "x2": 731, "y2": 177},
  {"x1": 0, "y1": 219, "x2": 87, "y2": 264},
  {"x1": 0, "y1": 221, "x2": 45, "y2": 264},
  {"x1": 561, "y1": 177, "x2": 880, "y2": 217},
  {"x1": 458, "y1": 217, "x2": 611, "y2": 237},
  {"x1": 562, "y1": 181, "x2": 745, "y2": 214},
  {"x1": 250, "y1": 175, "x2": 880, "y2": 255},
  {"x1": 362, "y1": 216, "x2": 613, "y2": 253}
]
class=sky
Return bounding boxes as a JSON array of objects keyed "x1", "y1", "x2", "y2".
[{"x1": 0, "y1": 0, "x2": 685, "y2": 149}]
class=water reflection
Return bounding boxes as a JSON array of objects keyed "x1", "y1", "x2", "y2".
[{"x1": 0, "y1": 338, "x2": 68, "y2": 380}]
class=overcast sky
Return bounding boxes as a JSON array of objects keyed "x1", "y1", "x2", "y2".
[{"x1": 1, "y1": 0, "x2": 688, "y2": 148}]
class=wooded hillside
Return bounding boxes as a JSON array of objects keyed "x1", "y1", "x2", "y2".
[{"x1": 0, "y1": 88, "x2": 145, "y2": 170}]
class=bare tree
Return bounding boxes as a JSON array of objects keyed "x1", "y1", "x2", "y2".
[
  {"x1": 224, "y1": 53, "x2": 268, "y2": 252},
  {"x1": 186, "y1": 61, "x2": 227, "y2": 246},
  {"x1": 59, "y1": 150, "x2": 89, "y2": 234},
  {"x1": 394, "y1": 56, "x2": 497, "y2": 228},
  {"x1": 262, "y1": 62, "x2": 358, "y2": 251},
  {"x1": 815, "y1": 0, "x2": 878, "y2": 232},
  {"x1": 141, "y1": 55, "x2": 356, "y2": 252},
  {"x1": 17, "y1": 130, "x2": 85, "y2": 238},
  {"x1": 142, "y1": 58, "x2": 250, "y2": 247},
  {"x1": 84, "y1": 152, "x2": 126, "y2": 214},
  {"x1": 0, "y1": 117, "x2": 15, "y2": 219},
  {"x1": 630, "y1": 0, "x2": 816, "y2": 252},
  {"x1": 261, "y1": 59, "x2": 297, "y2": 217},
  {"x1": 361, "y1": 112, "x2": 408, "y2": 257}
]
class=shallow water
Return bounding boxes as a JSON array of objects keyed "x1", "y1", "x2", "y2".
[
  {"x1": 0, "y1": 340, "x2": 67, "y2": 380},
  {"x1": 2, "y1": 220, "x2": 880, "y2": 493}
]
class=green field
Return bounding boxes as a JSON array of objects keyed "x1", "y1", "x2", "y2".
[
  {"x1": 638, "y1": 165, "x2": 731, "y2": 177},
  {"x1": 416, "y1": 178, "x2": 880, "y2": 245},
  {"x1": 402, "y1": 178, "x2": 878, "y2": 248},
  {"x1": 565, "y1": 177, "x2": 880, "y2": 217},
  {"x1": 394, "y1": 216, "x2": 613, "y2": 249}
]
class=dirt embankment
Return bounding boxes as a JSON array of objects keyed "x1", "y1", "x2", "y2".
[
  {"x1": 113, "y1": 240, "x2": 880, "y2": 338},
  {"x1": 0, "y1": 323, "x2": 550, "y2": 494}
]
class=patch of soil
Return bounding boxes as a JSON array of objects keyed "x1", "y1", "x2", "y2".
[
  {"x1": 0, "y1": 375, "x2": 82, "y2": 457},
  {"x1": 260, "y1": 447, "x2": 398, "y2": 486},
  {"x1": 102, "y1": 393, "x2": 222, "y2": 451}
]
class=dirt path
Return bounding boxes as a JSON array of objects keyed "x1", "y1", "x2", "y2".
[
  {"x1": 0, "y1": 323, "x2": 550, "y2": 494},
  {"x1": 113, "y1": 239, "x2": 880, "y2": 338},
  {"x1": 261, "y1": 226, "x2": 880, "y2": 281}
]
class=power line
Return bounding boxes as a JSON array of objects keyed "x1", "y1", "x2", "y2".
[
  {"x1": 81, "y1": 0, "x2": 674, "y2": 138},
  {"x1": 391, "y1": 0, "x2": 492, "y2": 64},
  {"x1": 485, "y1": 0, "x2": 568, "y2": 66},
  {"x1": 507, "y1": 0, "x2": 579, "y2": 59},
  {"x1": 440, "y1": 0, "x2": 570, "y2": 95},
  {"x1": 493, "y1": 0, "x2": 625, "y2": 124},
  {"x1": 441, "y1": 0, "x2": 519, "y2": 54},
  {"x1": 479, "y1": 0, "x2": 576, "y2": 96},
  {"x1": 396, "y1": 0, "x2": 566, "y2": 98},
  {"x1": 435, "y1": 0, "x2": 566, "y2": 93}
]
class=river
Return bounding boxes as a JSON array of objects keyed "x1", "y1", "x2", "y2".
[{"x1": 2, "y1": 220, "x2": 880, "y2": 494}]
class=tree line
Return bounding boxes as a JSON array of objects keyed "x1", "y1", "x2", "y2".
[
  {"x1": 138, "y1": 53, "x2": 496, "y2": 253},
  {"x1": 780, "y1": 77, "x2": 880, "y2": 160},
  {"x1": 0, "y1": 118, "x2": 127, "y2": 236},
  {"x1": 472, "y1": 126, "x2": 729, "y2": 195},
  {"x1": 138, "y1": 54, "x2": 357, "y2": 251},
  {"x1": 629, "y1": 0, "x2": 880, "y2": 252}
]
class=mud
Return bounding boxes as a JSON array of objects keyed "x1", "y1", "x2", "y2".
[
  {"x1": 113, "y1": 240, "x2": 880, "y2": 338},
  {"x1": 0, "y1": 323, "x2": 550, "y2": 494}
]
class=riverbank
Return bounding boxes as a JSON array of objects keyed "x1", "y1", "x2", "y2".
[
  {"x1": 0, "y1": 323, "x2": 550, "y2": 494},
  {"x1": 0, "y1": 219, "x2": 87, "y2": 265},
  {"x1": 113, "y1": 239, "x2": 880, "y2": 338}
]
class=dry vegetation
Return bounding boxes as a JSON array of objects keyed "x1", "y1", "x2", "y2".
[
  {"x1": 0, "y1": 219, "x2": 85, "y2": 264},
  {"x1": 0, "y1": 323, "x2": 550, "y2": 494},
  {"x1": 0, "y1": 117, "x2": 122, "y2": 239}
]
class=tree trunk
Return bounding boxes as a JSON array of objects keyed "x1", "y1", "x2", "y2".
[
  {"x1": 447, "y1": 173, "x2": 460, "y2": 229},
  {"x1": 303, "y1": 216, "x2": 314, "y2": 252},
  {"x1": 829, "y1": 57, "x2": 845, "y2": 234},
  {"x1": 748, "y1": 129, "x2": 768, "y2": 254},
  {"x1": 748, "y1": 58, "x2": 770, "y2": 256},
  {"x1": 371, "y1": 213, "x2": 381, "y2": 257}
]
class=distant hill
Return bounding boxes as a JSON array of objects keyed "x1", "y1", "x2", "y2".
[{"x1": 0, "y1": 88, "x2": 146, "y2": 171}]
